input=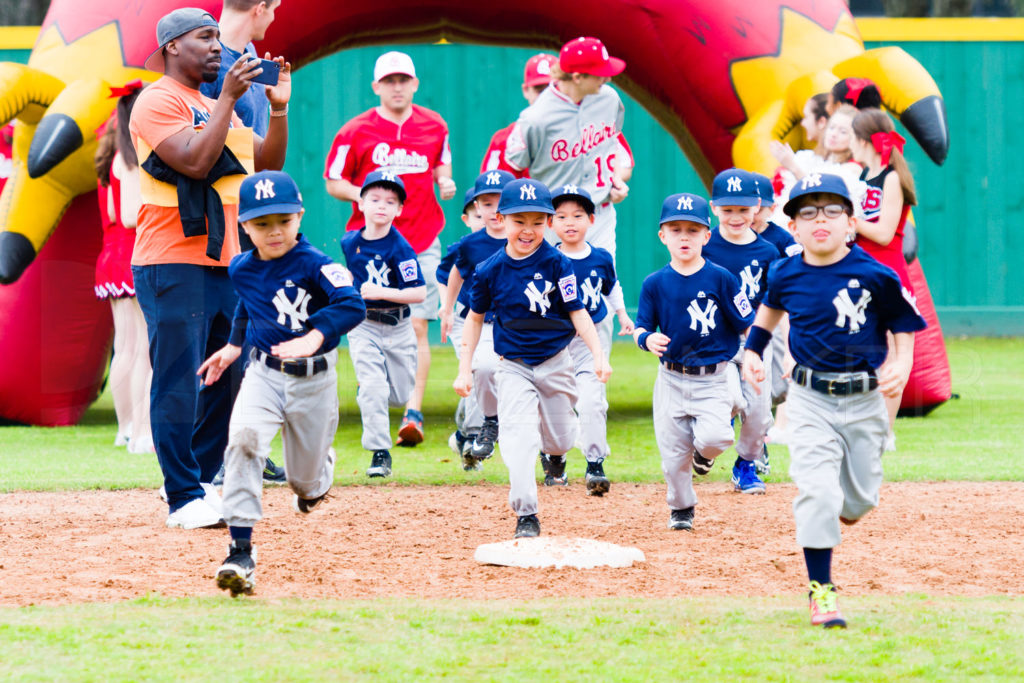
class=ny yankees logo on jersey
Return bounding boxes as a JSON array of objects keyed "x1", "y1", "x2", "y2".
[
  {"x1": 688, "y1": 299, "x2": 718, "y2": 336},
  {"x1": 366, "y1": 260, "x2": 391, "y2": 287},
  {"x1": 727, "y1": 176, "x2": 743, "y2": 193},
  {"x1": 524, "y1": 280, "x2": 555, "y2": 315},
  {"x1": 833, "y1": 287, "x2": 872, "y2": 333},
  {"x1": 254, "y1": 178, "x2": 275, "y2": 200},
  {"x1": 273, "y1": 287, "x2": 311, "y2": 331},
  {"x1": 739, "y1": 263, "x2": 763, "y2": 299},
  {"x1": 580, "y1": 274, "x2": 603, "y2": 311}
]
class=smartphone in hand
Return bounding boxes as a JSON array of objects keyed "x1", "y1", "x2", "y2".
[{"x1": 251, "y1": 58, "x2": 279, "y2": 86}]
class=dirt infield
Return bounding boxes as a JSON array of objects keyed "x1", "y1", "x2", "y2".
[{"x1": 1, "y1": 481, "x2": 1020, "y2": 606}]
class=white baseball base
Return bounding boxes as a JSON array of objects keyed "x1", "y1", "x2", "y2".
[{"x1": 474, "y1": 536, "x2": 645, "y2": 569}]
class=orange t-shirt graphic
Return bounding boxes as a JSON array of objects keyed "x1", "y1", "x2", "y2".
[{"x1": 129, "y1": 77, "x2": 253, "y2": 267}]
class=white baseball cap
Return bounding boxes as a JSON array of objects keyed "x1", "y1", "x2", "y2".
[{"x1": 373, "y1": 51, "x2": 416, "y2": 82}]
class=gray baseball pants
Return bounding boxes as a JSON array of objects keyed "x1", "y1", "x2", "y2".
[
  {"x1": 568, "y1": 319, "x2": 613, "y2": 462},
  {"x1": 222, "y1": 350, "x2": 339, "y2": 528},
  {"x1": 496, "y1": 349, "x2": 578, "y2": 516},
  {"x1": 787, "y1": 382, "x2": 886, "y2": 548},
  {"x1": 347, "y1": 317, "x2": 417, "y2": 451},
  {"x1": 653, "y1": 363, "x2": 735, "y2": 511},
  {"x1": 729, "y1": 337, "x2": 775, "y2": 461}
]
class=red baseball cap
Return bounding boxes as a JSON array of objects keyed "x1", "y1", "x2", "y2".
[
  {"x1": 558, "y1": 37, "x2": 625, "y2": 77},
  {"x1": 523, "y1": 53, "x2": 556, "y2": 87}
]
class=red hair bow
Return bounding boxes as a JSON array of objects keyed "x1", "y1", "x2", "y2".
[
  {"x1": 108, "y1": 79, "x2": 144, "y2": 99},
  {"x1": 871, "y1": 131, "x2": 906, "y2": 166},
  {"x1": 844, "y1": 77, "x2": 874, "y2": 106}
]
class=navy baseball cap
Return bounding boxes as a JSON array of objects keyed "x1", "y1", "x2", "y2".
[
  {"x1": 462, "y1": 188, "x2": 476, "y2": 213},
  {"x1": 145, "y1": 8, "x2": 220, "y2": 72},
  {"x1": 239, "y1": 171, "x2": 304, "y2": 222},
  {"x1": 750, "y1": 172, "x2": 776, "y2": 205},
  {"x1": 361, "y1": 169, "x2": 407, "y2": 203},
  {"x1": 659, "y1": 193, "x2": 710, "y2": 227},
  {"x1": 551, "y1": 183, "x2": 595, "y2": 215},
  {"x1": 470, "y1": 170, "x2": 515, "y2": 201},
  {"x1": 782, "y1": 172, "x2": 854, "y2": 218},
  {"x1": 497, "y1": 178, "x2": 554, "y2": 215},
  {"x1": 711, "y1": 168, "x2": 760, "y2": 207}
]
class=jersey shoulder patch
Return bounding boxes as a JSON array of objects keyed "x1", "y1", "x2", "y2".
[
  {"x1": 558, "y1": 274, "x2": 577, "y2": 302},
  {"x1": 733, "y1": 290, "x2": 753, "y2": 317},
  {"x1": 398, "y1": 258, "x2": 420, "y2": 282},
  {"x1": 321, "y1": 263, "x2": 353, "y2": 288},
  {"x1": 784, "y1": 243, "x2": 804, "y2": 257}
]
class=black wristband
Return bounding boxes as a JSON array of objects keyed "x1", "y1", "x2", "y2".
[{"x1": 744, "y1": 325, "x2": 772, "y2": 358}]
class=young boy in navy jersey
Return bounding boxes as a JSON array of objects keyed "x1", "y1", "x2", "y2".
[
  {"x1": 743, "y1": 173, "x2": 925, "y2": 628},
  {"x1": 703, "y1": 168, "x2": 780, "y2": 493},
  {"x1": 198, "y1": 170, "x2": 366, "y2": 596},
  {"x1": 437, "y1": 188, "x2": 486, "y2": 461},
  {"x1": 550, "y1": 184, "x2": 633, "y2": 495},
  {"x1": 341, "y1": 171, "x2": 426, "y2": 479},
  {"x1": 634, "y1": 192, "x2": 754, "y2": 531},
  {"x1": 440, "y1": 170, "x2": 515, "y2": 470},
  {"x1": 455, "y1": 178, "x2": 610, "y2": 539},
  {"x1": 750, "y1": 171, "x2": 801, "y2": 258}
]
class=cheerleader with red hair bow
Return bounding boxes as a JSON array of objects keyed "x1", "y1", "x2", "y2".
[{"x1": 850, "y1": 107, "x2": 919, "y2": 448}]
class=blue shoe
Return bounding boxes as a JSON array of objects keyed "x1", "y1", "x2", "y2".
[{"x1": 731, "y1": 458, "x2": 766, "y2": 494}]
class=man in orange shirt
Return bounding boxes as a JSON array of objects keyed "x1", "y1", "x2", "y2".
[{"x1": 130, "y1": 7, "x2": 290, "y2": 530}]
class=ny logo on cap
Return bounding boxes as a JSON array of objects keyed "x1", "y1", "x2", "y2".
[
  {"x1": 520, "y1": 184, "x2": 537, "y2": 201},
  {"x1": 562, "y1": 184, "x2": 579, "y2": 194},
  {"x1": 676, "y1": 196, "x2": 693, "y2": 211},
  {"x1": 486, "y1": 172, "x2": 502, "y2": 185},
  {"x1": 254, "y1": 179, "x2": 276, "y2": 201},
  {"x1": 727, "y1": 176, "x2": 742, "y2": 193},
  {"x1": 801, "y1": 173, "x2": 823, "y2": 190},
  {"x1": 381, "y1": 171, "x2": 397, "y2": 182}
]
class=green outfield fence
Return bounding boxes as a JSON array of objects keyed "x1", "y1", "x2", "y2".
[{"x1": 3, "y1": 20, "x2": 1022, "y2": 335}]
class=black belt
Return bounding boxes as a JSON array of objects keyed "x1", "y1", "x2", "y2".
[
  {"x1": 255, "y1": 349, "x2": 328, "y2": 377},
  {"x1": 792, "y1": 365, "x2": 877, "y2": 396},
  {"x1": 365, "y1": 305, "x2": 411, "y2": 326},
  {"x1": 662, "y1": 361, "x2": 721, "y2": 376}
]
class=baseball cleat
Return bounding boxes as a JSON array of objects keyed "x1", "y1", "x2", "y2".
[
  {"x1": 808, "y1": 581, "x2": 847, "y2": 629},
  {"x1": 541, "y1": 453, "x2": 568, "y2": 486},
  {"x1": 514, "y1": 514, "x2": 541, "y2": 539},
  {"x1": 691, "y1": 451, "x2": 715, "y2": 476},
  {"x1": 366, "y1": 449, "x2": 392, "y2": 478},
  {"x1": 754, "y1": 444, "x2": 771, "y2": 476},
  {"x1": 397, "y1": 409, "x2": 424, "y2": 447},
  {"x1": 668, "y1": 507, "x2": 695, "y2": 531},
  {"x1": 449, "y1": 431, "x2": 480, "y2": 471},
  {"x1": 584, "y1": 459, "x2": 610, "y2": 496},
  {"x1": 216, "y1": 540, "x2": 256, "y2": 597},
  {"x1": 470, "y1": 417, "x2": 498, "y2": 460},
  {"x1": 294, "y1": 492, "x2": 328, "y2": 514},
  {"x1": 732, "y1": 458, "x2": 766, "y2": 494},
  {"x1": 263, "y1": 457, "x2": 287, "y2": 485},
  {"x1": 165, "y1": 498, "x2": 224, "y2": 530}
]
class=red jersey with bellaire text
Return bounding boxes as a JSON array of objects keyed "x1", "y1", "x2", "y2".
[{"x1": 324, "y1": 105, "x2": 451, "y2": 253}]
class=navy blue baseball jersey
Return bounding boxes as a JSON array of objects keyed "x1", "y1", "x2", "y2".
[
  {"x1": 455, "y1": 230, "x2": 507, "y2": 315},
  {"x1": 560, "y1": 243, "x2": 617, "y2": 324},
  {"x1": 760, "y1": 221, "x2": 801, "y2": 258},
  {"x1": 470, "y1": 241, "x2": 585, "y2": 365},
  {"x1": 762, "y1": 245, "x2": 927, "y2": 372},
  {"x1": 228, "y1": 235, "x2": 366, "y2": 354},
  {"x1": 702, "y1": 229, "x2": 780, "y2": 309},
  {"x1": 436, "y1": 239, "x2": 461, "y2": 287},
  {"x1": 636, "y1": 261, "x2": 754, "y2": 366},
  {"x1": 340, "y1": 227, "x2": 426, "y2": 309}
]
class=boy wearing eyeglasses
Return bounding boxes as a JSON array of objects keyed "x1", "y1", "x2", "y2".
[{"x1": 741, "y1": 173, "x2": 925, "y2": 629}]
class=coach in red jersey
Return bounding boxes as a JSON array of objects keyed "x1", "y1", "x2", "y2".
[{"x1": 324, "y1": 50, "x2": 456, "y2": 446}]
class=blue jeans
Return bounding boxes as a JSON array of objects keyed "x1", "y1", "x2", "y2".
[{"x1": 133, "y1": 264, "x2": 242, "y2": 511}]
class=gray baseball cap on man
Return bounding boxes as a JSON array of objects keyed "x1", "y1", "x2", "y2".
[{"x1": 145, "y1": 8, "x2": 220, "y2": 73}]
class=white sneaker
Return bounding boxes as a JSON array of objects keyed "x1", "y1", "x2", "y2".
[
  {"x1": 158, "y1": 485, "x2": 168, "y2": 503},
  {"x1": 114, "y1": 425, "x2": 132, "y2": 447},
  {"x1": 165, "y1": 498, "x2": 223, "y2": 530},
  {"x1": 201, "y1": 483, "x2": 222, "y2": 516},
  {"x1": 128, "y1": 434, "x2": 155, "y2": 454}
]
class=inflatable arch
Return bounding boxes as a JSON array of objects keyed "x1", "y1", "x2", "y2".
[{"x1": 0, "y1": 0, "x2": 952, "y2": 424}]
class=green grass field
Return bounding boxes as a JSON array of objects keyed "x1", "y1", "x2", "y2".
[{"x1": 1, "y1": 337, "x2": 1022, "y2": 680}]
